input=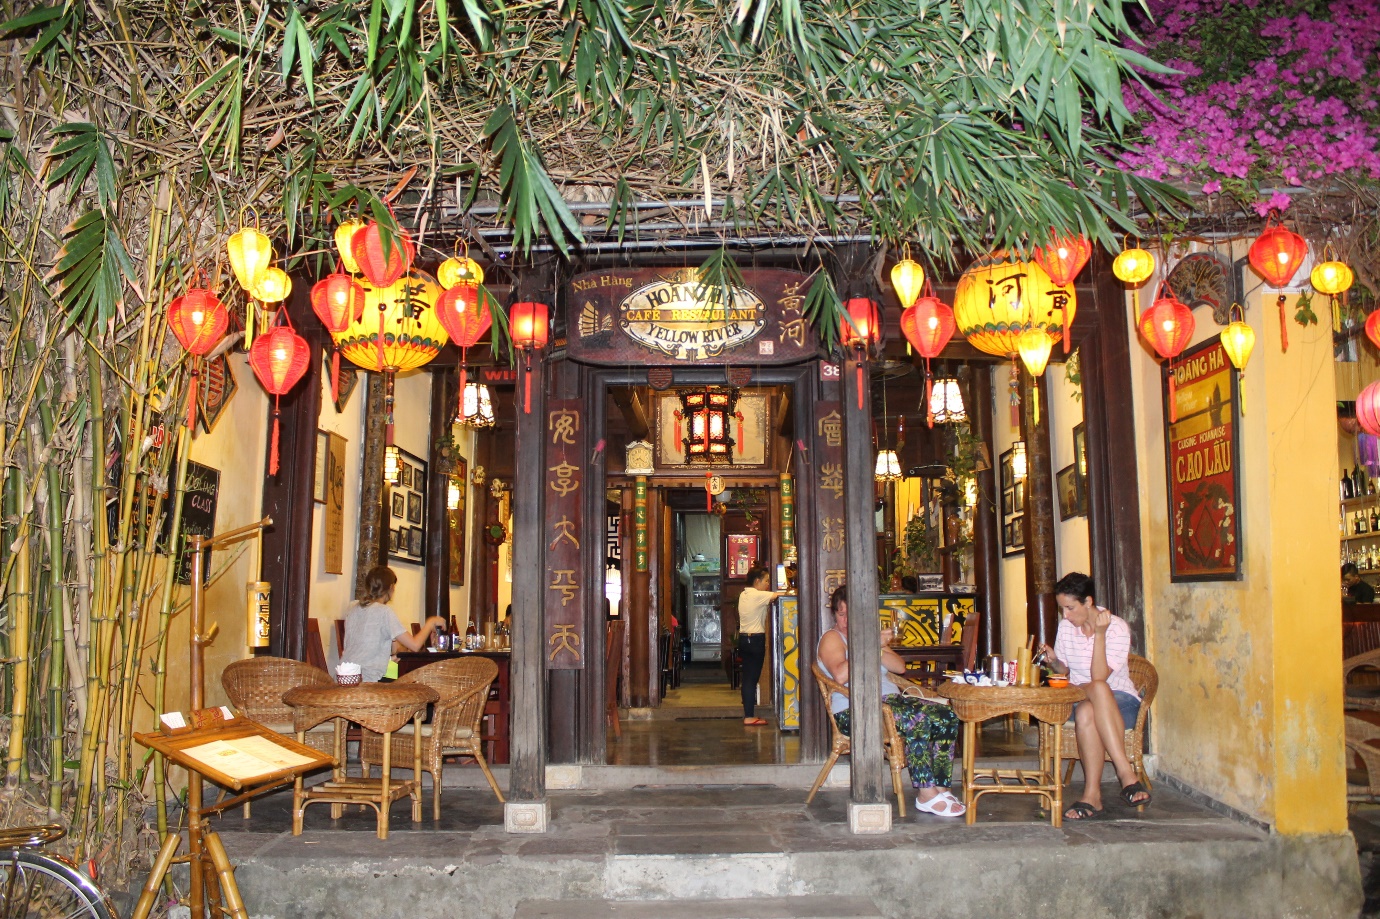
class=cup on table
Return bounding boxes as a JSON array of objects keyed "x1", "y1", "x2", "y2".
[{"x1": 1046, "y1": 674, "x2": 1069, "y2": 689}]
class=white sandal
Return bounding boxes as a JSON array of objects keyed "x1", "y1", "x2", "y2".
[{"x1": 916, "y1": 791, "x2": 966, "y2": 817}]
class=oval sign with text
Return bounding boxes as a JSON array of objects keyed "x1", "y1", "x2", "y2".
[{"x1": 617, "y1": 273, "x2": 767, "y2": 361}]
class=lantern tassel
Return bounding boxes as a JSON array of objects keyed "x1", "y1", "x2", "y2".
[
  {"x1": 377, "y1": 306, "x2": 387, "y2": 372},
  {"x1": 384, "y1": 372, "x2": 396, "y2": 445},
  {"x1": 1168, "y1": 363, "x2": 1178, "y2": 424},
  {"x1": 856, "y1": 359, "x2": 864, "y2": 410},
  {"x1": 269, "y1": 405, "x2": 281, "y2": 475},
  {"x1": 1009, "y1": 361, "x2": 1020, "y2": 429},
  {"x1": 1033, "y1": 379, "x2": 1040, "y2": 426},
  {"x1": 245, "y1": 302, "x2": 255, "y2": 350},
  {"x1": 706, "y1": 472, "x2": 713, "y2": 512},
  {"x1": 458, "y1": 360, "x2": 467, "y2": 418},
  {"x1": 926, "y1": 363, "x2": 934, "y2": 429},
  {"x1": 523, "y1": 356, "x2": 532, "y2": 414},
  {"x1": 1278, "y1": 293, "x2": 1288, "y2": 352},
  {"x1": 331, "y1": 349, "x2": 341, "y2": 407},
  {"x1": 736, "y1": 412, "x2": 744, "y2": 456},
  {"x1": 1239, "y1": 369, "x2": 1246, "y2": 417},
  {"x1": 187, "y1": 366, "x2": 199, "y2": 433},
  {"x1": 1062, "y1": 305, "x2": 1071, "y2": 354}
]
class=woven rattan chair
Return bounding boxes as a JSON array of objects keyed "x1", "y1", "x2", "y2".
[
  {"x1": 1345, "y1": 647, "x2": 1380, "y2": 712},
  {"x1": 359, "y1": 657, "x2": 505, "y2": 816},
  {"x1": 805, "y1": 662, "x2": 909, "y2": 815},
  {"x1": 1044, "y1": 653, "x2": 1158, "y2": 789},
  {"x1": 221, "y1": 657, "x2": 337, "y2": 755}
]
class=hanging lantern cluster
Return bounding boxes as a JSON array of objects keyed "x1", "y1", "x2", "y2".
[
  {"x1": 899, "y1": 283, "x2": 956, "y2": 428},
  {"x1": 1247, "y1": 217, "x2": 1308, "y2": 352},
  {"x1": 310, "y1": 270, "x2": 365, "y2": 404},
  {"x1": 435, "y1": 251, "x2": 492, "y2": 418},
  {"x1": 167, "y1": 286, "x2": 230, "y2": 431},
  {"x1": 1137, "y1": 282, "x2": 1196, "y2": 423},
  {"x1": 226, "y1": 226, "x2": 276, "y2": 348}
]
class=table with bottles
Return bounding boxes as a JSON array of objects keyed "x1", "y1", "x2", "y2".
[{"x1": 395, "y1": 649, "x2": 511, "y2": 764}]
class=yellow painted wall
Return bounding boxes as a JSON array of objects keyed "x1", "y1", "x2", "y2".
[{"x1": 1132, "y1": 242, "x2": 1346, "y2": 833}]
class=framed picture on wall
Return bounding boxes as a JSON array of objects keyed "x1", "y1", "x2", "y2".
[
  {"x1": 407, "y1": 492, "x2": 423, "y2": 524},
  {"x1": 313, "y1": 431, "x2": 329, "y2": 503},
  {"x1": 392, "y1": 492, "x2": 405, "y2": 518},
  {"x1": 1056, "y1": 464, "x2": 1083, "y2": 520},
  {"x1": 408, "y1": 526, "x2": 424, "y2": 558},
  {"x1": 1009, "y1": 516, "x2": 1025, "y2": 551},
  {"x1": 389, "y1": 447, "x2": 427, "y2": 565},
  {"x1": 999, "y1": 448, "x2": 1024, "y2": 558},
  {"x1": 727, "y1": 534, "x2": 758, "y2": 578}
]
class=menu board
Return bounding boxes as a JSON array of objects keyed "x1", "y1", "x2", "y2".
[{"x1": 168, "y1": 461, "x2": 220, "y2": 585}]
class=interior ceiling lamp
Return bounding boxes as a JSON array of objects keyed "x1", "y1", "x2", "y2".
[
  {"x1": 311, "y1": 270, "x2": 366, "y2": 405},
  {"x1": 167, "y1": 286, "x2": 229, "y2": 430},
  {"x1": 511, "y1": 301, "x2": 550, "y2": 414},
  {"x1": 1247, "y1": 216, "x2": 1307, "y2": 352},
  {"x1": 928, "y1": 377, "x2": 967, "y2": 425},
  {"x1": 1011, "y1": 441, "x2": 1028, "y2": 480},
  {"x1": 899, "y1": 284, "x2": 956, "y2": 428},
  {"x1": 1138, "y1": 282, "x2": 1196, "y2": 422},
  {"x1": 1220, "y1": 303, "x2": 1256, "y2": 416},
  {"x1": 889, "y1": 245, "x2": 926, "y2": 310},
  {"x1": 874, "y1": 449, "x2": 902, "y2": 482},
  {"x1": 333, "y1": 269, "x2": 448, "y2": 444},
  {"x1": 679, "y1": 388, "x2": 738, "y2": 463},
  {"x1": 1033, "y1": 232, "x2": 1092, "y2": 352},
  {"x1": 226, "y1": 226, "x2": 274, "y2": 348},
  {"x1": 457, "y1": 381, "x2": 496, "y2": 429},
  {"x1": 384, "y1": 444, "x2": 402, "y2": 485},
  {"x1": 840, "y1": 297, "x2": 880, "y2": 408},
  {"x1": 247, "y1": 317, "x2": 311, "y2": 475}
]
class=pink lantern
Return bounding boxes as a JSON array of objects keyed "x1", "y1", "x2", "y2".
[{"x1": 1359, "y1": 381, "x2": 1380, "y2": 438}]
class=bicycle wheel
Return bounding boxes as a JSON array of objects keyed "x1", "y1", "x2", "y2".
[{"x1": 0, "y1": 849, "x2": 115, "y2": 919}]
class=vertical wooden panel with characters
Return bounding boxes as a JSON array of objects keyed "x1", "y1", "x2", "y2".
[
  {"x1": 634, "y1": 477, "x2": 649, "y2": 572},
  {"x1": 813, "y1": 402, "x2": 847, "y2": 622},
  {"x1": 545, "y1": 400, "x2": 586, "y2": 669}
]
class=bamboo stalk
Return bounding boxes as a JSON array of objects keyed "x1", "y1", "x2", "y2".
[
  {"x1": 150, "y1": 424, "x2": 192, "y2": 841},
  {"x1": 5, "y1": 459, "x2": 32, "y2": 785}
]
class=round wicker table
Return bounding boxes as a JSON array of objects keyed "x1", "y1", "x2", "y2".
[
  {"x1": 935, "y1": 682, "x2": 1086, "y2": 827},
  {"x1": 283, "y1": 683, "x2": 438, "y2": 839}
]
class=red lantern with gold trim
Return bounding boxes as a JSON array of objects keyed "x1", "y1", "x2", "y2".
[
  {"x1": 1248, "y1": 219, "x2": 1308, "y2": 352},
  {"x1": 437, "y1": 283, "x2": 492, "y2": 414},
  {"x1": 511, "y1": 301, "x2": 549, "y2": 413},
  {"x1": 311, "y1": 271, "x2": 365, "y2": 405},
  {"x1": 1366, "y1": 310, "x2": 1380, "y2": 352},
  {"x1": 840, "y1": 298, "x2": 880, "y2": 409},
  {"x1": 351, "y1": 220, "x2": 415, "y2": 288},
  {"x1": 167, "y1": 288, "x2": 229, "y2": 431},
  {"x1": 900, "y1": 294, "x2": 955, "y2": 427},
  {"x1": 1034, "y1": 233, "x2": 1091, "y2": 353},
  {"x1": 249, "y1": 322, "x2": 311, "y2": 475},
  {"x1": 1139, "y1": 284, "x2": 1195, "y2": 422}
]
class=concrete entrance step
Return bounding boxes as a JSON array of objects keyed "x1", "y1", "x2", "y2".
[{"x1": 515, "y1": 897, "x2": 882, "y2": 919}]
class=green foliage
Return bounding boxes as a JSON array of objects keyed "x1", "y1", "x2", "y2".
[
  {"x1": 802, "y1": 268, "x2": 842, "y2": 353},
  {"x1": 694, "y1": 247, "x2": 748, "y2": 319},
  {"x1": 46, "y1": 124, "x2": 118, "y2": 211},
  {"x1": 47, "y1": 209, "x2": 137, "y2": 333},
  {"x1": 1295, "y1": 291, "x2": 1318, "y2": 327}
]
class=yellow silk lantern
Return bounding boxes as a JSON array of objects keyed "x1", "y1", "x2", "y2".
[
  {"x1": 953, "y1": 254, "x2": 1076, "y2": 358},
  {"x1": 890, "y1": 250, "x2": 925, "y2": 310},
  {"x1": 1017, "y1": 328, "x2": 1054, "y2": 377},
  {"x1": 1221, "y1": 321, "x2": 1255, "y2": 371},
  {"x1": 227, "y1": 228, "x2": 273, "y2": 292},
  {"x1": 1112, "y1": 247, "x2": 1155, "y2": 286},
  {"x1": 1311, "y1": 260, "x2": 1354, "y2": 296},
  {"x1": 335, "y1": 218, "x2": 366, "y2": 275},
  {"x1": 251, "y1": 267, "x2": 292, "y2": 304},
  {"x1": 333, "y1": 269, "x2": 449, "y2": 373},
  {"x1": 438, "y1": 256, "x2": 485, "y2": 290}
]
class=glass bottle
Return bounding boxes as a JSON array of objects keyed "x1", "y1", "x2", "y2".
[
  {"x1": 1370, "y1": 507, "x2": 1378, "y2": 533},
  {"x1": 1345, "y1": 470, "x2": 1356, "y2": 500},
  {"x1": 1359, "y1": 512, "x2": 1369, "y2": 535},
  {"x1": 466, "y1": 618, "x2": 479, "y2": 650}
]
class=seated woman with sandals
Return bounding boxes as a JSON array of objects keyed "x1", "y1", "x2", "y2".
[{"x1": 1036, "y1": 571, "x2": 1150, "y2": 820}]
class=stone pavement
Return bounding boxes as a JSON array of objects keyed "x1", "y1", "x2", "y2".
[{"x1": 213, "y1": 779, "x2": 1359, "y2": 919}]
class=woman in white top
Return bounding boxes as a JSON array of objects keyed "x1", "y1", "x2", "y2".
[
  {"x1": 1036, "y1": 571, "x2": 1149, "y2": 820},
  {"x1": 816, "y1": 586, "x2": 964, "y2": 816},
  {"x1": 737, "y1": 567, "x2": 791, "y2": 725},
  {"x1": 341, "y1": 566, "x2": 446, "y2": 682}
]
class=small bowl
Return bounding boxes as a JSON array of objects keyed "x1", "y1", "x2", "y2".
[
  {"x1": 1046, "y1": 675, "x2": 1069, "y2": 688},
  {"x1": 336, "y1": 674, "x2": 362, "y2": 687}
]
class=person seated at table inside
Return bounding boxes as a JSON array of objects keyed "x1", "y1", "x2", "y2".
[
  {"x1": 1344, "y1": 563, "x2": 1376, "y2": 604},
  {"x1": 1036, "y1": 571, "x2": 1149, "y2": 820},
  {"x1": 342, "y1": 566, "x2": 446, "y2": 683},
  {"x1": 817, "y1": 585, "x2": 964, "y2": 816}
]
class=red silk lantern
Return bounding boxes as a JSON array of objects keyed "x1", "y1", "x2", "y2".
[
  {"x1": 1365, "y1": 310, "x2": 1380, "y2": 352},
  {"x1": 1249, "y1": 221, "x2": 1308, "y2": 352},
  {"x1": 351, "y1": 220, "x2": 415, "y2": 288},
  {"x1": 167, "y1": 288, "x2": 228, "y2": 431},
  {"x1": 1359, "y1": 382, "x2": 1380, "y2": 438},
  {"x1": 1034, "y1": 234, "x2": 1091, "y2": 353},
  {"x1": 436, "y1": 283, "x2": 492, "y2": 413},
  {"x1": 249, "y1": 324, "x2": 311, "y2": 475},
  {"x1": 311, "y1": 272, "x2": 365, "y2": 405},
  {"x1": 900, "y1": 296, "x2": 955, "y2": 428},
  {"x1": 1139, "y1": 285, "x2": 1195, "y2": 423},
  {"x1": 511, "y1": 301, "x2": 549, "y2": 413},
  {"x1": 840, "y1": 298, "x2": 880, "y2": 409}
]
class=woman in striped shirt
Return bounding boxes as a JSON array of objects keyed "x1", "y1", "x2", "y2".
[{"x1": 1037, "y1": 571, "x2": 1150, "y2": 820}]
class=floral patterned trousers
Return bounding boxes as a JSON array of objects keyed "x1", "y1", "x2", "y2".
[{"x1": 833, "y1": 696, "x2": 959, "y2": 788}]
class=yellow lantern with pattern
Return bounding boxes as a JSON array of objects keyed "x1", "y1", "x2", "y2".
[
  {"x1": 333, "y1": 269, "x2": 449, "y2": 373},
  {"x1": 1311, "y1": 260, "x2": 1354, "y2": 296},
  {"x1": 1112, "y1": 247, "x2": 1156, "y2": 286},
  {"x1": 251, "y1": 267, "x2": 292, "y2": 304},
  {"x1": 952, "y1": 253, "x2": 1076, "y2": 358}
]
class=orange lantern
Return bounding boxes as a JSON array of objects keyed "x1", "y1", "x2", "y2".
[
  {"x1": 1248, "y1": 220, "x2": 1308, "y2": 352},
  {"x1": 311, "y1": 272, "x2": 365, "y2": 404},
  {"x1": 1034, "y1": 233, "x2": 1091, "y2": 352},
  {"x1": 1139, "y1": 284, "x2": 1195, "y2": 422},
  {"x1": 168, "y1": 288, "x2": 229, "y2": 431},
  {"x1": 1366, "y1": 310, "x2": 1380, "y2": 351},
  {"x1": 248, "y1": 322, "x2": 311, "y2": 475},
  {"x1": 435, "y1": 283, "x2": 492, "y2": 413},
  {"x1": 840, "y1": 298, "x2": 880, "y2": 409},
  {"x1": 1359, "y1": 381, "x2": 1380, "y2": 438},
  {"x1": 351, "y1": 220, "x2": 415, "y2": 288},
  {"x1": 899, "y1": 294, "x2": 955, "y2": 427},
  {"x1": 511, "y1": 301, "x2": 549, "y2": 414}
]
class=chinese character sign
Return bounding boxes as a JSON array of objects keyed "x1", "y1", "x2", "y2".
[
  {"x1": 545, "y1": 401, "x2": 586, "y2": 668},
  {"x1": 812, "y1": 401, "x2": 847, "y2": 613}
]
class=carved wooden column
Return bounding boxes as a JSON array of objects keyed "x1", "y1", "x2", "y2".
[
  {"x1": 970, "y1": 366, "x2": 1001, "y2": 660},
  {"x1": 1019, "y1": 366, "x2": 1059, "y2": 645},
  {"x1": 424, "y1": 368, "x2": 455, "y2": 620},
  {"x1": 354, "y1": 373, "x2": 388, "y2": 597},
  {"x1": 627, "y1": 476, "x2": 651, "y2": 707}
]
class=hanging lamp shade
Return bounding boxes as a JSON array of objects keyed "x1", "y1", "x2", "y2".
[
  {"x1": 351, "y1": 220, "x2": 416, "y2": 288},
  {"x1": 167, "y1": 288, "x2": 228, "y2": 356},
  {"x1": 1221, "y1": 321, "x2": 1256, "y2": 371},
  {"x1": 953, "y1": 254, "x2": 1076, "y2": 357},
  {"x1": 1359, "y1": 382, "x2": 1380, "y2": 438},
  {"x1": 252, "y1": 267, "x2": 292, "y2": 304},
  {"x1": 311, "y1": 273, "x2": 364, "y2": 333},
  {"x1": 874, "y1": 449, "x2": 902, "y2": 482},
  {"x1": 889, "y1": 257, "x2": 925, "y2": 310},
  {"x1": 457, "y1": 381, "x2": 496, "y2": 428},
  {"x1": 900, "y1": 296, "x2": 955, "y2": 359},
  {"x1": 1248, "y1": 224, "x2": 1308, "y2": 288},
  {"x1": 332, "y1": 270, "x2": 448, "y2": 373},
  {"x1": 1034, "y1": 233, "x2": 1092, "y2": 287},
  {"x1": 436, "y1": 284, "x2": 490, "y2": 350},
  {"x1": 248, "y1": 324, "x2": 311, "y2": 475},
  {"x1": 334, "y1": 218, "x2": 366, "y2": 274},
  {"x1": 929, "y1": 378, "x2": 967, "y2": 424},
  {"x1": 1016, "y1": 328, "x2": 1054, "y2": 377},
  {"x1": 1112, "y1": 247, "x2": 1156, "y2": 286},
  {"x1": 511, "y1": 301, "x2": 550, "y2": 351},
  {"x1": 1312, "y1": 260, "x2": 1354, "y2": 296},
  {"x1": 839, "y1": 298, "x2": 880, "y2": 349},
  {"x1": 437, "y1": 256, "x2": 485, "y2": 290},
  {"x1": 1138, "y1": 288, "x2": 1195, "y2": 360},
  {"x1": 227, "y1": 228, "x2": 273, "y2": 292}
]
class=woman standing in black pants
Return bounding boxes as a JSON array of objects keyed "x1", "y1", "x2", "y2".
[{"x1": 737, "y1": 566, "x2": 792, "y2": 725}]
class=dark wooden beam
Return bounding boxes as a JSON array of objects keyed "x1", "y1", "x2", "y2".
[
  {"x1": 355, "y1": 375, "x2": 388, "y2": 597},
  {"x1": 1019, "y1": 367, "x2": 1059, "y2": 645},
  {"x1": 970, "y1": 367, "x2": 1001, "y2": 661},
  {"x1": 794, "y1": 369, "x2": 829, "y2": 762},
  {"x1": 424, "y1": 368, "x2": 454, "y2": 622},
  {"x1": 609, "y1": 387, "x2": 651, "y2": 441},
  {"x1": 577, "y1": 361, "x2": 608, "y2": 764}
]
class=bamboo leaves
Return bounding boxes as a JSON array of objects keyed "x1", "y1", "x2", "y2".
[
  {"x1": 48, "y1": 210, "x2": 137, "y2": 333},
  {"x1": 46, "y1": 125, "x2": 118, "y2": 211},
  {"x1": 482, "y1": 105, "x2": 584, "y2": 255}
]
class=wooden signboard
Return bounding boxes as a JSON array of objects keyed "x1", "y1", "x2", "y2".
[
  {"x1": 545, "y1": 401, "x2": 585, "y2": 669},
  {"x1": 1165, "y1": 337, "x2": 1241, "y2": 581},
  {"x1": 812, "y1": 400, "x2": 847, "y2": 609},
  {"x1": 169, "y1": 461, "x2": 220, "y2": 585},
  {"x1": 566, "y1": 268, "x2": 820, "y2": 366},
  {"x1": 323, "y1": 432, "x2": 347, "y2": 575}
]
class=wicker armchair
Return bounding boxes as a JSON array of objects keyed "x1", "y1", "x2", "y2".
[
  {"x1": 1042, "y1": 653, "x2": 1158, "y2": 789},
  {"x1": 1345, "y1": 647, "x2": 1380, "y2": 712},
  {"x1": 221, "y1": 657, "x2": 337, "y2": 755},
  {"x1": 804, "y1": 662, "x2": 910, "y2": 815},
  {"x1": 359, "y1": 657, "x2": 505, "y2": 816}
]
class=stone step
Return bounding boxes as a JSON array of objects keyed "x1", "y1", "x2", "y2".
[{"x1": 514, "y1": 897, "x2": 883, "y2": 919}]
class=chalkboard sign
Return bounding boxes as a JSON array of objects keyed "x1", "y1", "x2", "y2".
[{"x1": 168, "y1": 461, "x2": 221, "y2": 585}]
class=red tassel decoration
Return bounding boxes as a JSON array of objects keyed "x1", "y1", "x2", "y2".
[
  {"x1": 1062, "y1": 304, "x2": 1071, "y2": 354},
  {"x1": 457, "y1": 362, "x2": 467, "y2": 418},
  {"x1": 925, "y1": 366, "x2": 934, "y2": 429},
  {"x1": 269, "y1": 405, "x2": 281, "y2": 475},
  {"x1": 1009, "y1": 362, "x2": 1020, "y2": 428},
  {"x1": 1278, "y1": 294, "x2": 1288, "y2": 352},
  {"x1": 736, "y1": 412, "x2": 744, "y2": 455},
  {"x1": 706, "y1": 472, "x2": 713, "y2": 512},
  {"x1": 856, "y1": 360, "x2": 864, "y2": 409},
  {"x1": 523, "y1": 357, "x2": 532, "y2": 414},
  {"x1": 377, "y1": 306, "x2": 387, "y2": 372},
  {"x1": 187, "y1": 365, "x2": 199, "y2": 433},
  {"x1": 331, "y1": 350, "x2": 341, "y2": 407},
  {"x1": 673, "y1": 411, "x2": 682, "y2": 449}
]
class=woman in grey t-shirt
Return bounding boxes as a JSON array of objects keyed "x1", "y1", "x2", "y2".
[{"x1": 341, "y1": 566, "x2": 445, "y2": 682}]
